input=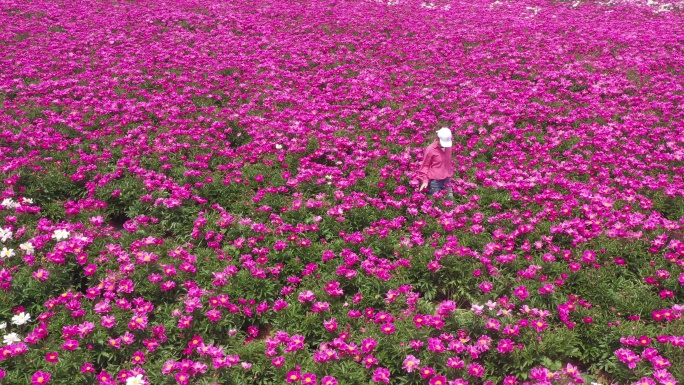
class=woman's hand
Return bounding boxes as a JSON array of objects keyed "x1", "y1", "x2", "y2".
[{"x1": 420, "y1": 181, "x2": 428, "y2": 191}]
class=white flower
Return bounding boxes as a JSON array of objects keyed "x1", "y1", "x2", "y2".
[
  {"x1": 0, "y1": 322, "x2": 6, "y2": 330},
  {"x1": 0, "y1": 247, "x2": 14, "y2": 259},
  {"x1": 19, "y1": 242, "x2": 34, "y2": 255},
  {"x1": 126, "y1": 374, "x2": 145, "y2": 385},
  {"x1": 0, "y1": 228, "x2": 12, "y2": 242},
  {"x1": 11, "y1": 312, "x2": 30, "y2": 326},
  {"x1": 23, "y1": 198, "x2": 33, "y2": 204},
  {"x1": 52, "y1": 229, "x2": 70, "y2": 241},
  {"x1": 275, "y1": 144, "x2": 283, "y2": 150},
  {"x1": 0, "y1": 198, "x2": 19, "y2": 209},
  {"x1": 3, "y1": 332, "x2": 20, "y2": 345}
]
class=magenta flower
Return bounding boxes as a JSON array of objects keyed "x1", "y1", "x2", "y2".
[
  {"x1": 178, "y1": 316, "x2": 193, "y2": 329},
  {"x1": 467, "y1": 363, "x2": 484, "y2": 377},
  {"x1": 632, "y1": 378, "x2": 657, "y2": 385},
  {"x1": 101, "y1": 315, "x2": 116, "y2": 328},
  {"x1": 321, "y1": 376, "x2": 338, "y2": 385},
  {"x1": 361, "y1": 338, "x2": 378, "y2": 353},
  {"x1": 32, "y1": 269, "x2": 50, "y2": 281},
  {"x1": 81, "y1": 362, "x2": 95, "y2": 374},
  {"x1": 285, "y1": 370, "x2": 301, "y2": 383},
  {"x1": 363, "y1": 354, "x2": 379, "y2": 368},
  {"x1": 311, "y1": 301, "x2": 330, "y2": 312},
  {"x1": 45, "y1": 351, "x2": 59, "y2": 363},
  {"x1": 615, "y1": 348, "x2": 641, "y2": 369},
  {"x1": 650, "y1": 355, "x2": 671, "y2": 370},
  {"x1": 420, "y1": 366, "x2": 435, "y2": 379},
  {"x1": 497, "y1": 339, "x2": 515, "y2": 354},
  {"x1": 446, "y1": 357, "x2": 464, "y2": 369},
  {"x1": 61, "y1": 339, "x2": 79, "y2": 351},
  {"x1": 429, "y1": 376, "x2": 448, "y2": 385},
  {"x1": 301, "y1": 373, "x2": 317, "y2": 385},
  {"x1": 531, "y1": 319, "x2": 549, "y2": 333},
  {"x1": 503, "y1": 375, "x2": 518, "y2": 385},
  {"x1": 175, "y1": 372, "x2": 191, "y2": 385},
  {"x1": 427, "y1": 260, "x2": 441, "y2": 272},
  {"x1": 485, "y1": 318, "x2": 501, "y2": 331},
  {"x1": 372, "y1": 367, "x2": 390, "y2": 384},
  {"x1": 131, "y1": 351, "x2": 146, "y2": 365},
  {"x1": 479, "y1": 281, "x2": 493, "y2": 293},
  {"x1": 272, "y1": 356, "x2": 285, "y2": 367},
  {"x1": 31, "y1": 371, "x2": 51, "y2": 384},
  {"x1": 323, "y1": 318, "x2": 338, "y2": 332},
  {"x1": 379, "y1": 323, "x2": 395, "y2": 335},
  {"x1": 402, "y1": 355, "x2": 420, "y2": 372}
]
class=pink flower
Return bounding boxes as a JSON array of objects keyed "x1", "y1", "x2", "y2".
[
  {"x1": 45, "y1": 351, "x2": 59, "y2": 363},
  {"x1": 372, "y1": 367, "x2": 390, "y2": 384},
  {"x1": 379, "y1": 323, "x2": 395, "y2": 335},
  {"x1": 479, "y1": 281, "x2": 493, "y2": 293},
  {"x1": 206, "y1": 309, "x2": 222, "y2": 322},
  {"x1": 361, "y1": 338, "x2": 378, "y2": 353},
  {"x1": 633, "y1": 378, "x2": 657, "y2": 385},
  {"x1": 311, "y1": 301, "x2": 330, "y2": 312},
  {"x1": 81, "y1": 362, "x2": 95, "y2": 374},
  {"x1": 285, "y1": 370, "x2": 301, "y2": 383},
  {"x1": 446, "y1": 357, "x2": 464, "y2": 369},
  {"x1": 323, "y1": 318, "x2": 338, "y2": 332},
  {"x1": 301, "y1": 373, "x2": 317, "y2": 384},
  {"x1": 503, "y1": 375, "x2": 518, "y2": 385},
  {"x1": 531, "y1": 319, "x2": 548, "y2": 332},
  {"x1": 615, "y1": 348, "x2": 641, "y2": 369},
  {"x1": 468, "y1": 363, "x2": 484, "y2": 377},
  {"x1": 175, "y1": 372, "x2": 191, "y2": 385},
  {"x1": 31, "y1": 371, "x2": 51, "y2": 384},
  {"x1": 101, "y1": 315, "x2": 116, "y2": 328},
  {"x1": 272, "y1": 356, "x2": 285, "y2": 367},
  {"x1": 32, "y1": 269, "x2": 50, "y2": 281},
  {"x1": 363, "y1": 354, "x2": 378, "y2": 368},
  {"x1": 131, "y1": 351, "x2": 146, "y2": 365},
  {"x1": 420, "y1": 366, "x2": 435, "y2": 379},
  {"x1": 513, "y1": 286, "x2": 529, "y2": 301},
  {"x1": 178, "y1": 316, "x2": 193, "y2": 329},
  {"x1": 497, "y1": 339, "x2": 515, "y2": 354},
  {"x1": 485, "y1": 318, "x2": 501, "y2": 331},
  {"x1": 273, "y1": 299, "x2": 289, "y2": 312},
  {"x1": 62, "y1": 339, "x2": 79, "y2": 351},
  {"x1": 402, "y1": 355, "x2": 420, "y2": 372}
]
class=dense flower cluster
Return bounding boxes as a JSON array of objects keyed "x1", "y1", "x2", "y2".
[{"x1": 1, "y1": 0, "x2": 683, "y2": 384}]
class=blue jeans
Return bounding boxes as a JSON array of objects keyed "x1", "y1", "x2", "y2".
[{"x1": 429, "y1": 177, "x2": 453, "y2": 197}]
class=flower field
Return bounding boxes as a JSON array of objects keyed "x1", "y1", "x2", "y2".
[{"x1": 1, "y1": 0, "x2": 683, "y2": 383}]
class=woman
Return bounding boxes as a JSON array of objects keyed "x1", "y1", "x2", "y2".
[{"x1": 416, "y1": 127, "x2": 454, "y2": 198}]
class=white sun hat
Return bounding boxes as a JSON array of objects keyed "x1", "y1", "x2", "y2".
[{"x1": 436, "y1": 127, "x2": 452, "y2": 148}]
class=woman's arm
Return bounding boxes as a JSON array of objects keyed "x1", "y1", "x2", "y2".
[{"x1": 416, "y1": 151, "x2": 433, "y2": 190}]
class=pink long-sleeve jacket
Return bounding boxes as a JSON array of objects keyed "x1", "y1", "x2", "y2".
[{"x1": 416, "y1": 140, "x2": 454, "y2": 184}]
